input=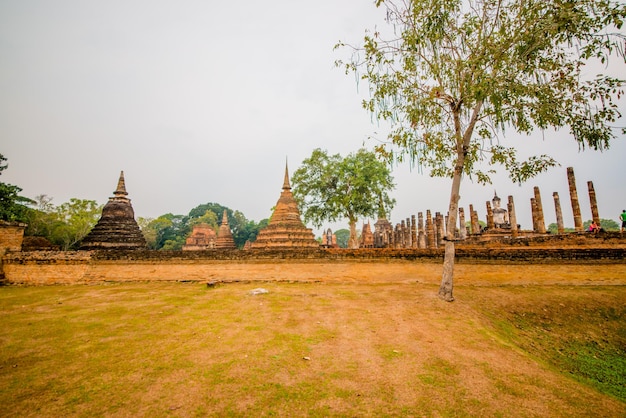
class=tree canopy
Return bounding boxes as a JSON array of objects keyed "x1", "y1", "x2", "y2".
[
  {"x1": 139, "y1": 203, "x2": 269, "y2": 250},
  {"x1": 23, "y1": 195, "x2": 102, "y2": 250},
  {"x1": 333, "y1": 228, "x2": 351, "y2": 248},
  {"x1": 291, "y1": 148, "x2": 395, "y2": 248},
  {"x1": 0, "y1": 153, "x2": 33, "y2": 222},
  {"x1": 337, "y1": 0, "x2": 626, "y2": 300}
]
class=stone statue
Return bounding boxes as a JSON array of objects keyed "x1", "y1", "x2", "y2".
[{"x1": 492, "y1": 192, "x2": 510, "y2": 228}]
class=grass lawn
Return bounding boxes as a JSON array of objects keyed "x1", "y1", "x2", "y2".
[{"x1": 1, "y1": 263, "x2": 625, "y2": 417}]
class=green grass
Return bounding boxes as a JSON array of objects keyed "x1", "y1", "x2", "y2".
[{"x1": 471, "y1": 286, "x2": 626, "y2": 402}]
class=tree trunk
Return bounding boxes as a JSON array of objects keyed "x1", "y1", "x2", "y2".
[
  {"x1": 438, "y1": 168, "x2": 462, "y2": 302},
  {"x1": 348, "y1": 218, "x2": 359, "y2": 249},
  {"x1": 438, "y1": 101, "x2": 480, "y2": 302}
]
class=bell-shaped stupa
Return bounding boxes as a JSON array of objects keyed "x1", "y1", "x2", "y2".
[
  {"x1": 251, "y1": 162, "x2": 319, "y2": 249},
  {"x1": 80, "y1": 171, "x2": 147, "y2": 250},
  {"x1": 215, "y1": 210, "x2": 236, "y2": 249}
]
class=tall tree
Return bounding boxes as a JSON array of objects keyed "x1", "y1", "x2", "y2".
[
  {"x1": 291, "y1": 148, "x2": 395, "y2": 248},
  {"x1": 337, "y1": 0, "x2": 625, "y2": 300}
]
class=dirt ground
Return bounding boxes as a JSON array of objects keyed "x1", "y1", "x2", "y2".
[
  {"x1": 1, "y1": 261, "x2": 625, "y2": 417},
  {"x1": 196, "y1": 259, "x2": 626, "y2": 287}
]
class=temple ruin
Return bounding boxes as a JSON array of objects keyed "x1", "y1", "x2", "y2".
[
  {"x1": 491, "y1": 192, "x2": 510, "y2": 228},
  {"x1": 358, "y1": 166, "x2": 615, "y2": 249},
  {"x1": 215, "y1": 210, "x2": 236, "y2": 249},
  {"x1": 1, "y1": 164, "x2": 621, "y2": 257},
  {"x1": 79, "y1": 171, "x2": 147, "y2": 250},
  {"x1": 251, "y1": 163, "x2": 319, "y2": 249},
  {"x1": 321, "y1": 228, "x2": 339, "y2": 248},
  {"x1": 360, "y1": 221, "x2": 374, "y2": 248},
  {"x1": 182, "y1": 223, "x2": 217, "y2": 251}
]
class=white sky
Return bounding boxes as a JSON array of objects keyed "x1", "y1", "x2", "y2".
[{"x1": 1, "y1": 0, "x2": 625, "y2": 236}]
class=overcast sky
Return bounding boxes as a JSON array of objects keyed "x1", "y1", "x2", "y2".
[{"x1": 1, "y1": 0, "x2": 625, "y2": 236}]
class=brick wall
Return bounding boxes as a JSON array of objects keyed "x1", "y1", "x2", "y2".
[
  {"x1": 0, "y1": 221, "x2": 27, "y2": 253},
  {"x1": 2, "y1": 237, "x2": 624, "y2": 286}
]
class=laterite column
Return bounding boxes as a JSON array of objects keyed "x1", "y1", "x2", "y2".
[
  {"x1": 418, "y1": 212, "x2": 426, "y2": 248},
  {"x1": 567, "y1": 167, "x2": 584, "y2": 232},
  {"x1": 426, "y1": 210, "x2": 436, "y2": 249},
  {"x1": 533, "y1": 186, "x2": 546, "y2": 234},
  {"x1": 553, "y1": 192, "x2": 564, "y2": 234},
  {"x1": 507, "y1": 196, "x2": 518, "y2": 238},
  {"x1": 458, "y1": 207, "x2": 467, "y2": 240},
  {"x1": 486, "y1": 201, "x2": 495, "y2": 230},
  {"x1": 588, "y1": 181, "x2": 600, "y2": 225}
]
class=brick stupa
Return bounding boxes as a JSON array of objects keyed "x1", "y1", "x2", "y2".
[
  {"x1": 80, "y1": 171, "x2": 147, "y2": 250},
  {"x1": 215, "y1": 210, "x2": 236, "y2": 249},
  {"x1": 360, "y1": 221, "x2": 374, "y2": 248},
  {"x1": 251, "y1": 163, "x2": 319, "y2": 249},
  {"x1": 182, "y1": 223, "x2": 216, "y2": 250}
]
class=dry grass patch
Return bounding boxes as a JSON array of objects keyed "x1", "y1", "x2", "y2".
[{"x1": 1, "y1": 263, "x2": 625, "y2": 417}]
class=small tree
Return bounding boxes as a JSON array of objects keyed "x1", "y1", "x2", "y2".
[
  {"x1": 25, "y1": 194, "x2": 57, "y2": 237},
  {"x1": 337, "y1": 0, "x2": 625, "y2": 300},
  {"x1": 0, "y1": 153, "x2": 33, "y2": 222},
  {"x1": 547, "y1": 223, "x2": 575, "y2": 234},
  {"x1": 292, "y1": 148, "x2": 395, "y2": 248},
  {"x1": 334, "y1": 228, "x2": 351, "y2": 248},
  {"x1": 583, "y1": 218, "x2": 619, "y2": 231},
  {"x1": 52, "y1": 199, "x2": 102, "y2": 250}
]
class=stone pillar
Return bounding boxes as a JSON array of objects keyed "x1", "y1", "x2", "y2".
[
  {"x1": 418, "y1": 212, "x2": 426, "y2": 249},
  {"x1": 507, "y1": 196, "x2": 518, "y2": 238},
  {"x1": 405, "y1": 219, "x2": 411, "y2": 248},
  {"x1": 531, "y1": 198, "x2": 538, "y2": 232},
  {"x1": 553, "y1": 192, "x2": 564, "y2": 234},
  {"x1": 533, "y1": 186, "x2": 546, "y2": 234},
  {"x1": 411, "y1": 215, "x2": 417, "y2": 248},
  {"x1": 587, "y1": 181, "x2": 600, "y2": 225},
  {"x1": 469, "y1": 204, "x2": 480, "y2": 234},
  {"x1": 567, "y1": 167, "x2": 584, "y2": 232},
  {"x1": 486, "y1": 201, "x2": 495, "y2": 230},
  {"x1": 395, "y1": 221, "x2": 404, "y2": 248},
  {"x1": 436, "y1": 212, "x2": 445, "y2": 247},
  {"x1": 474, "y1": 208, "x2": 480, "y2": 232},
  {"x1": 405, "y1": 218, "x2": 410, "y2": 247},
  {"x1": 426, "y1": 210, "x2": 436, "y2": 249},
  {"x1": 458, "y1": 207, "x2": 467, "y2": 240}
]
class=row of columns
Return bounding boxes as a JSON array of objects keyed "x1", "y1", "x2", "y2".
[
  {"x1": 375, "y1": 210, "x2": 450, "y2": 249},
  {"x1": 369, "y1": 167, "x2": 600, "y2": 248}
]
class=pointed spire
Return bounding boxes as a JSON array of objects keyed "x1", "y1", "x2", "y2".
[
  {"x1": 250, "y1": 157, "x2": 318, "y2": 249},
  {"x1": 114, "y1": 171, "x2": 128, "y2": 197},
  {"x1": 80, "y1": 171, "x2": 146, "y2": 250},
  {"x1": 215, "y1": 209, "x2": 236, "y2": 249},
  {"x1": 282, "y1": 158, "x2": 291, "y2": 190}
]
